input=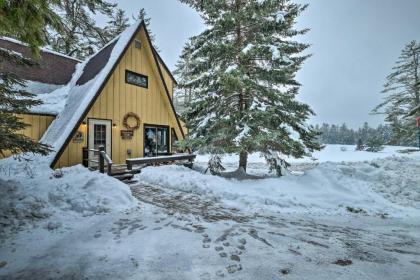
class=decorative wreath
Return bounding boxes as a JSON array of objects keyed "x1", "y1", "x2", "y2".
[{"x1": 123, "y1": 112, "x2": 141, "y2": 130}]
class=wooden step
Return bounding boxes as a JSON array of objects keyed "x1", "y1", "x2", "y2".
[
  {"x1": 112, "y1": 173, "x2": 134, "y2": 181},
  {"x1": 110, "y1": 168, "x2": 141, "y2": 176},
  {"x1": 124, "y1": 179, "x2": 139, "y2": 185}
]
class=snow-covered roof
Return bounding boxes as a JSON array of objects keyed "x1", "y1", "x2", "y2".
[
  {"x1": 18, "y1": 81, "x2": 65, "y2": 115},
  {"x1": 0, "y1": 37, "x2": 82, "y2": 115},
  {"x1": 41, "y1": 21, "x2": 143, "y2": 166}
]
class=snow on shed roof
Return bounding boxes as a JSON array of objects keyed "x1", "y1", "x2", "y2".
[{"x1": 40, "y1": 21, "x2": 143, "y2": 166}]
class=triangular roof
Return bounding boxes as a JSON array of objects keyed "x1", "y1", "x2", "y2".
[{"x1": 38, "y1": 21, "x2": 184, "y2": 168}]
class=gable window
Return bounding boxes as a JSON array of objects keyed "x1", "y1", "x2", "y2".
[
  {"x1": 126, "y1": 70, "x2": 148, "y2": 88},
  {"x1": 134, "y1": 39, "x2": 141, "y2": 49}
]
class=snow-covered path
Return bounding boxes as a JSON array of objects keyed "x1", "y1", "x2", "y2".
[
  {"x1": 130, "y1": 182, "x2": 420, "y2": 280},
  {"x1": 1, "y1": 181, "x2": 419, "y2": 280}
]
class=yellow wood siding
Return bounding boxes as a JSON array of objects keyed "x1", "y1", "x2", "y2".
[
  {"x1": 158, "y1": 59, "x2": 174, "y2": 99},
  {"x1": 180, "y1": 119, "x2": 189, "y2": 136},
  {"x1": 0, "y1": 114, "x2": 55, "y2": 158},
  {"x1": 55, "y1": 28, "x2": 183, "y2": 168}
]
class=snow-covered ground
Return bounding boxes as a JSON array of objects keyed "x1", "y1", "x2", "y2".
[
  {"x1": 195, "y1": 144, "x2": 419, "y2": 165},
  {"x1": 0, "y1": 145, "x2": 419, "y2": 279}
]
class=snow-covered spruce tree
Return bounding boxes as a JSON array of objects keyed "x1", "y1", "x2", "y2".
[
  {"x1": 365, "y1": 136, "x2": 384, "y2": 153},
  {"x1": 206, "y1": 154, "x2": 226, "y2": 175},
  {"x1": 174, "y1": 41, "x2": 196, "y2": 114},
  {"x1": 0, "y1": 1, "x2": 56, "y2": 157},
  {"x1": 178, "y1": 0, "x2": 321, "y2": 176},
  {"x1": 44, "y1": 0, "x2": 116, "y2": 60},
  {"x1": 0, "y1": 52, "x2": 51, "y2": 157},
  {"x1": 372, "y1": 41, "x2": 420, "y2": 147}
]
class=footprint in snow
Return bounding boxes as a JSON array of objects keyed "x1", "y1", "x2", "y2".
[
  {"x1": 230, "y1": 255, "x2": 240, "y2": 262},
  {"x1": 226, "y1": 263, "x2": 242, "y2": 274}
]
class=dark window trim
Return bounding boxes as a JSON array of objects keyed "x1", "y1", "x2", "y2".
[
  {"x1": 171, "y1": 128, "x2": 179, "y2": 154},
  {"x1": 143, "y1": 123, "x2": 170, "y2": 156},
  {"x1": 125, "y1": 69, "x2": 148, "y2": 88},
  {"x1": 171, "y1": 128, "x2": 178, "y2": 142}
]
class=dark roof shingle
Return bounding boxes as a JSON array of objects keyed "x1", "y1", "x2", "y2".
[
  {"x1": 76, "y1": 39, "x2": 118, "y2": 86},
  {"x1": 0, "y1": 37, "x2": 79, "y2": 85}
]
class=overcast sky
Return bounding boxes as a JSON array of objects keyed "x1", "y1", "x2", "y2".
[{"x1": 108, "y1": 0, "x2": 420, "y2": 128}]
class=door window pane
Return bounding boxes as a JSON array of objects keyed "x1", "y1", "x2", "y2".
[{"x1": 94, "y1": 124, "x2": 106, "y2": 154}]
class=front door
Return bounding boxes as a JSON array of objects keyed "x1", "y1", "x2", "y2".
[
  {"x1": 88, "y1": 119, "x2": 111, "y2": 167},
  {"x1": 144, "y1": 125, "x2": 169, "y2": 157}
]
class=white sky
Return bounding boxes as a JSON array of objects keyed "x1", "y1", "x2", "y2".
[{"x1": 104, "y1": 0, "x2": 420, "y2": 128}]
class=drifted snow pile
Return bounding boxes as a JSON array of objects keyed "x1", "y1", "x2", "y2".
[
  {"x1": 0, "y1": 158, "x2": 137, "y2": 233},
  {"x1": 137, "y1": 156, "x2": 420, "y2": 218},
  {"x1": 336, "y1": 156, "x2": 420, "y2": 208}
]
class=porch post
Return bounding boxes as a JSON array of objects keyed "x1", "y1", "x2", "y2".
[{"x1": 99, "y1": 145, "x2": 105, "y2": 173}]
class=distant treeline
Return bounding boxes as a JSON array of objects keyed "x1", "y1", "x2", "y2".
[{"x1": 314, "y1": 122, "x2": 415, "y2": 147}]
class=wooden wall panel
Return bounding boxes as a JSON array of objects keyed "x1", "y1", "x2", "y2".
[{"x1": 0, "y1": 114, "x2": 55, "y2": 159}]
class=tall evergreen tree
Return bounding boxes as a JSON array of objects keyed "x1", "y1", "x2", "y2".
[
  {"x1": 104, "y1": 8, "x2": 130, "y2": 40},
  {"x1": 174, "y1": 41, "x2": 195, "y2": 113},
  {"x1": 104, "y1": 8, "x2": 159, "y2": 49},
  {"x1": 178, "y1": 0, "x2": 321, "y2": 175},
  {"x1": 0, "y1": 1, "x2": 58, "y2": 157},
  {"x1": 365, "y1": 136, "x2": 384, "y2": 153},
  {"x1": 372, "y1": 41, "x2": 420, "y2": 146},
  {"x1": 133, "y1": 8, "x2": 159, "y2": 51},
  {"x1": 44, "y1": 0, "x2": 116, "y2": 60}
]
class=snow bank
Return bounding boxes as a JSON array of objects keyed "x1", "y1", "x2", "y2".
[
  {"x1": 0, "y1": 158, "x2": 137, "y2": 232},
  {"x1": 195, "y1": 144, "x2": 420, "y2": 165},
  {"x1": 304, "y1": 144, "x2": 420, "y2": 163},
  {"x1": 137, "y1": 156, "x2": 420, "y2": 218},
  {"x1": 338, "y1": 156, "x2": 420, "y2": 208}
]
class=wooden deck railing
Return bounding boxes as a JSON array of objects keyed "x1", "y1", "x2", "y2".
[
  {"x1": 88, "y1": 146, "x2": 113, "y2": 175},
  {"x1": 126, "y1": 153, "x2": 196, "y2": 170},
  {"x1": 88, "y1": 148, "x2": 194, "y2": 176},
  {"x1": 98, "y1": 146, "x2": 113, "y2": 175}
]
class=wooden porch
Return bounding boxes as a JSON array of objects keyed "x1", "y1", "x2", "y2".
[{"x1": 90, "y1": 146, "x2": 196, "y2": 183}]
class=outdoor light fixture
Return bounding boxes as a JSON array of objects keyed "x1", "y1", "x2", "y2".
[{"x1": 134, "y1": 39, "x2": 141, "y2": 49}]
